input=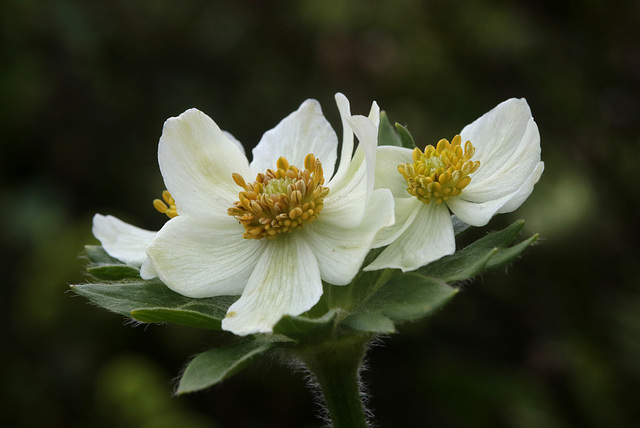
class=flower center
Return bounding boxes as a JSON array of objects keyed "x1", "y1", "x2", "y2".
[
  {"x1": 398, "y1": 135, "x2": 480, "y2": 205},
  {"x1": 153, "y1": 190, "x2": 178, "y2": 218},
  {"x1": 228, "y1": 154, "x2": 330, "y2": 239}
]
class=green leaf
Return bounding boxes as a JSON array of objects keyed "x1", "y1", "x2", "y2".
[
  {"x1": 86, "y1": 264, "x2": 141, "y2": 280},
  {"x1": 273, "y1": 309, "x2": 338, "y2": 343},
  {"x1": 485, "y1": 233, "x2": 539, "y2": 270},
  {"x1": 83, "y1": 246, "x2": 143, "y2": 282},
  {"x1": 341, "y1": 312, "x2": 396, "y2": 334},
  {"x1": 418, "y1": 220, "x2": 529, "y2": 282},
  {"x1": 359, "y1": 273, "x2": 457, "y2": 322},
  {"x1": 324, "y1": 268, "x2": 383, "y2": 312},
  {"x1": 177, "y1": 341, "x2": 273, "y2": 394},
  {"x1": 395, "y1": 123, "x2": 417, "y2": 149},
  {"x1": 321, "y1": 247, "x2": 401, "y2": 313},
  {"x1": 418, "y1": 247, "x2": 498, "y2": 283},
  {"x1": 131, "y1": 308, "x2": 227, "y2": 330},
  {"x1": 378, "y1": 111, "x2": 402, "y2": 147},
  {"x1": 84, "y1": 245, "x2": 118, "y2": 264},
  {"x1": 70, "y1": 281, "x2": 238, "y2": 329}
]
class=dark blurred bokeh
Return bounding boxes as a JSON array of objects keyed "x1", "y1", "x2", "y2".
[{"x1": 1, "y1": 0, "x2": 639, "y2": 427}]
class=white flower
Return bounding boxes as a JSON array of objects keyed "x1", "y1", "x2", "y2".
[
  {"x1": 145, "y1": 93, "x2": 394, "y2": 335},
  {"x1": 367, "y1": 98, "x2": 544, "y2": 272}
]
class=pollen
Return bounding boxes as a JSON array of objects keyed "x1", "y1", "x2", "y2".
[
  {"x1": 228, "y1": 154, "x2": 330, "y2": 240},
  {"x1": 399, "y1": 135, "x2": 480, "y2": 205},
  {"x1": 153, "y1": 190, "x2": 178, "y2": 218}
]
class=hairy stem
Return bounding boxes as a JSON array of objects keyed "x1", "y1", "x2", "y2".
[{"x1": 297, "y1": 337, "x2": 371, "y2": 428}]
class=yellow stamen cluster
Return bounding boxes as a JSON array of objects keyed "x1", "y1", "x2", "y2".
[
  {"x1": 399, "y1": 135, "x2": 480, "y2": 205},
  {"x1": 153, "y1": 190, "x2": 178, "y2": 218},
  {"x1": 228, "y1": 154, "x2": 329, "y2": 240}
]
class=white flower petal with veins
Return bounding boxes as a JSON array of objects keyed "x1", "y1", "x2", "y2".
[
  {"x1": 147, "y1": 215, "x2": 264, "y2": 297},
  {"x1": 366, "y1": 202, "x2": 455, "y2": 272},
  {"x1": 250, "y1": 99, "x2": 338, "y2": 180},
  {"x1": 92, "y1": 214, "x2": 156, "y2": 267},
  {"x1": 302, "y1": 188, "x2": 394, "y2": 285},
  {"x1": 222, "y1": 235, "x2": 322, "y2": 335},
  {"x1": 158, "y1": 108, "x2": 250, "y2": 220}
]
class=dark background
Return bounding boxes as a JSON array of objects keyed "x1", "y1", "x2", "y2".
[{"x1": 2, "y1": 0, "x2": 639, "y2": 427}]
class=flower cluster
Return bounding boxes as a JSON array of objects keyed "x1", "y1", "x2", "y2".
[{"x1": 92, "y1": 94, "x2": 542, "y2": 336}]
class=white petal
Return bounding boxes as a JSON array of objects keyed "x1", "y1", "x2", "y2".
[
  {"x1": 460, "y1": 98, "x2": 536, "y2": 184},
  {"x1": 497, "y1": 161, "x2": 545, "y2": 213},
  {"x1": 463, "y1": 111, "x2": 541, "y2": 201},
  {"x1": 92, "y1": 214, "x2": 156, "y2": 266},
  {"x1": 139, "y1": 258, "x2": 157, "y2": 280},
  {"x1": 367, "y1": 145, "x2": 418, "y2": 247},
  {"x1": 365, "y1": 202, "x2": 455, "y2": 272},
  {"x1": 302, "y1": 188, "x2": 395, "y2": 285},
  {"x1": 223, "y1": 131, "x2": 246, "y2": 156},
  {"x1": 373, "y1": 146, "x2": 414, "y2": 198},
  {"x1": 368, "y1": 100, "x2": 381, "y2": 129},
  {"x1": 320, "y1": 146, "x2": 368, "y2": 228},
  {"x1": 373, "y1": 196, "x2": 422, "y2": 247},
  {"x1": 447, "y1": 161, "x2": 545, "y2": 226},
  {"x1": 328, "y1": 95, "x2": 380, "y2": 191},
  {"x1": 347, "y1": 113, "x2": 379, "y2": 200},
  {"x1": 320, "y1": 96, "x2": 383, "y2": 228},
  {"x1": 328, "y1": 93, "x2": 355, "y2": 187},
  {"x1": 445, "y1": 194, "x2": 513, "y2": 227},
  {"x1": 222, "y1": 235, "x2": 322, "y2": 335},
  {"x1": 158, "y1": 108, "x2": 250, "y2": 220},
  {"x1": 250, "y1": 99, "x2": 338, "y2": 180},
  {"x1": 146, "y1": 215, "x2": 264, "y2": 297}
]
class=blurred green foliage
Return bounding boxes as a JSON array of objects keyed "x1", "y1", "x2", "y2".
[{"x1": 1, "y1": 0, "x2": 639, "y2": 427}]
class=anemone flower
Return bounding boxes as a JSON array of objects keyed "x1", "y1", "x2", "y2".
[
  {"x1": 366, "y1": 98, "x2": 543, "y2": 272},
  {"x1": 142, "y1": 94, "x2": 394, "y2": 335}
]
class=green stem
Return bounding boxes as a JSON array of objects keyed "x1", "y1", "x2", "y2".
[{"x1": 298, "y1": 337, "x2": 370, "y2": 428}]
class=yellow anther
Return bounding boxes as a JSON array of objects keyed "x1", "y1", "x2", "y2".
[
  {"x1": 276, "y1": 157, "x2": 289, "y2": 171},
  {"x1": 464, "y1": 140, "x2": 475, "y2": 156},
  {"x1": 412, "y1": 147, "x2": 422, "y2": 161},
  {"x1": 457, "y1": 176, "x2": 471, "y2": 189},
  {"x1": 289, "y1": 207, "x2": 303, "y2": 219},
  {"x1": 399, "y1": 135, "x2": 480, "y2": 205},
  {"x1": 436, "y1": 138, "x2": 449, "y2": 152},
  {"x1": 154, "y1": 190, "x2": 178, "y2": 218},
  {"x1": 162, "y1": 190, "x2": 173, "y2": 204},
  {"x1": 232, "y1": 173, "x2": 248, "y2": 190},
  {"x1": 304, "y1": 153, "x2": 316, "y2": 170},
  {"x1": 153, "y1": 199, "x2": 168, "y2": 213},
  {"x1": 228, "y1": 154, "x2": 330, "y2": 239}
]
